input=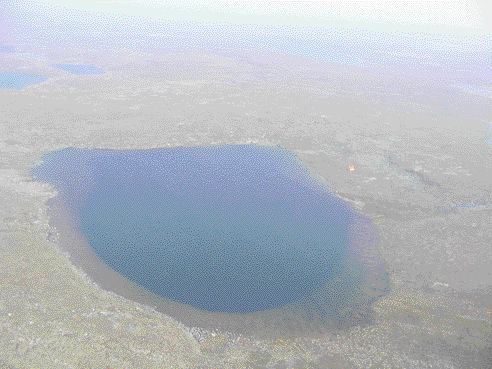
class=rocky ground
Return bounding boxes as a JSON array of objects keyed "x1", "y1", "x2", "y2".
[{"x1": 0, "y1": 43, "x2": 491, "y2": 368}]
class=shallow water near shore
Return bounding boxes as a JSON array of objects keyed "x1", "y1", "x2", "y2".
[{"x1": 33, "y1": 145, "x2": 388, "y2": 336}]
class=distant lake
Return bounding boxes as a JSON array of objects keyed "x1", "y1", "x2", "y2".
[
  {"x1": 0, "y1": 44, "x2": 15, "y2": 53},
  {"x1": 0, "y1": 71, "x2": 46, "y2": 89},
  {"x1": 54, "y1": 63, "x2": 104, "y2": 75},
  {"x1": 33, "y1": 145, "x2": 387, "y2": 332}
]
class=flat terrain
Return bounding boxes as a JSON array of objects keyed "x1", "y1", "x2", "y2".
[{"x1": 0, "y1": 41, "x2": 491, "y2": 368}]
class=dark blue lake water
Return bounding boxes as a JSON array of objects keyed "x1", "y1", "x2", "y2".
[
  {"x1": 54, "y1": 63, "x2": 103, "y2": 75},
  {"x1": 33, "y1": 145, "x2": 379, "y2": 315},
  {"x1": 0, "y1": 71, "x2": 46, "y2": 89}
]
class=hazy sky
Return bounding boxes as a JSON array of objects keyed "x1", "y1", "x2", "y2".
[{"x1": 29, "y1": 0, "x2": 490, "y2": 34}]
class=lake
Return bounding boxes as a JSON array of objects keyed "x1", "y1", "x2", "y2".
[
  {"x1": 33, "y1": 145, "x2": 388, "y2": 333},
  {"x1": 0, "y1": 44, "x2": 15, "y2": 53},
  {"x1": 487, "y1": 123, "x2": 492, "y2": 146},
  {"x1": 54, "y1": 63, "x2": 104, "y2": 75},
  {"x1": 0, "y1": 71, "x2": 46, "y2": 89}
]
